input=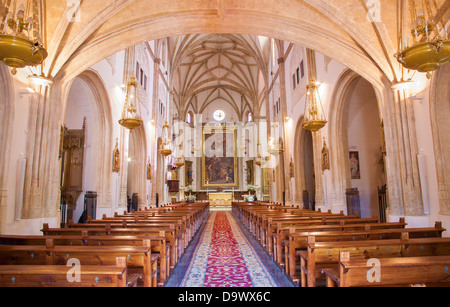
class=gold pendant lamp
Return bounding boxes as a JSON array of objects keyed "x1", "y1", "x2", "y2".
[
  {"x1": 118, "y1": 75, "x2": 143, "y2": 131},
  {"x1": 255, "y1": 142, "x2": 263, "y2": 166},
  {"x1": 268, "y1": 136, "x2": 284, "y2": 156},
  {"x1": 0, "y1": 0, "x2": 48, "y2": 75},
  {"x1": 302, "y1": 78, "x2": 327, "y2": 132},
  {"x1": 173, "y1": 144, "x2": 185, "y2": 168},
  {"x1": 159, "y1": 121, "x2": 173, "y2": 157},
  {"x1": 395, "y1": 0, "x2": 450, "y2": 77}
]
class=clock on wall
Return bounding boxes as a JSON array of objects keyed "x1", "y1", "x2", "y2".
[{"x1": 213, "y1": 109, "x2": 226, "y2": 122}]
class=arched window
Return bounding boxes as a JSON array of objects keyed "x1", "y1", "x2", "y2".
[
  {"x1": 247, "y1": 112, "x2": 253, "y2": 123},
  {"x1": 213, "y1": 109, "x2": 226, "y2": 122},
  {"x1": 186, "y1": 112, "x2": 192, "y2": 124}
]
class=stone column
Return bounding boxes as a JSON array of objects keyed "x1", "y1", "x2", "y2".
[
  {"x1": 306, "y1": 48, "x2": 325, "y2": 210},
  {"x1": 0, "y1": 65, "x2": 13, "y2": 232},
  {"x1": 118, "y1": 127, "x2": 129, "y2": 211},
  {"x1": 118, "y1": 47, "x2": 134, "y2": 211},
  {"x1": 151, "y1": 57, "x2": 161, "y2": 206},
  {"x1": 277, "y1": 56, "x2": 291, "y2": 204},
  {"x1": 22, "y1": 81, "x2": 54, "y2": 219},
  {"x1": 312, "y1": 130, "x2": 326, "y2": 210},
  {"x1": 263, "y1": 89, "x2": 274, "y2": 202},
  {"x1": 388, "y1": 83, "x2": 424, "y2": 216}
]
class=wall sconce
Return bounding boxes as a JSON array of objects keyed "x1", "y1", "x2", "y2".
[
  {"x1": 28, "y1": 73, "x2": 53, "y2": 88},
  {"x1": 19, "y1": 87, "x2": 35, "y2": 97}
]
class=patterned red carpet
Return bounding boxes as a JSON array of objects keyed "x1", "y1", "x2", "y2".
[
  {"x1": 180, "y1": 211, "x2": 277, "y2": 287},
  {"x1": 204, "y1": 212, "x2": 253, "y2": 286}
]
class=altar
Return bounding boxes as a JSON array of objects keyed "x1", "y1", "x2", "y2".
[{"x1": 208, "y1": 192, "x2": 233, "y2": 207}]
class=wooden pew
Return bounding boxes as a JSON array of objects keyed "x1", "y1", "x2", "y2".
[
  {"x1": 0, "y1": 239, "x2": 158, "y2": 287},
  {"x1": 85, "y1": 217, "x2": 189, "y2": 250},
  {"x1": 267, "y1": 217, "x2": 384, "y2": 262},
  {"x1": 0, "y1": 256, "x2": 128, "y2": 287},
  {"x1": 0, "y1": 201, "x2": 209, "y2": 288},
  {"x1": 257, "y1": 211, "x2": 353, "y2": 244},
  {"x1": 100, "y1": 204, "x2": 208, "y2": 247},
  {"x1": 299, "y1": 234, "x2": 450, "y2": 287},
  {"x1": 283, "y1": 222, "x2": 446, "y2": 281},
  {"x1": 270, "y1": 218, "x2": 407, "y2": 262},
  {"x1": 232, "y1": 202, "x2": 299, "y2": 228},
  {"x1": 0, "y1": 233, "x2": 170, "y2": 285},
  {"x1": 322, "y1": 252, "x2": 450, "y2": 287},
  {"x1": 42, "y1": 224, "x2": 179, "y2": 271},
  {"x1": 237, "y1": 206, "x2": 319, "y2": 232}
]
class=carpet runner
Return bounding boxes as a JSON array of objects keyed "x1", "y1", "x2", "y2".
[{"x1": 180, "y1": 211, "x2": 278, "y2": 287}]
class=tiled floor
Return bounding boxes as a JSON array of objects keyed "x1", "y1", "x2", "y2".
[{"x1": 165, "y1": 208, "x2": 294, "y2": 287}]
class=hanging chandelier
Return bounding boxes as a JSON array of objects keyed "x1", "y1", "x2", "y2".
[
  {"x1": 255, "y1": 142, "x2": 263, "y2": 166},
  {"x1": 255, "y1": 141, "x2": 270, "y2": 166},
  {"x1": 302, "y1": 78, "x2": 327, "y2": 132},
  {"x1": 173, "y1": 144, "x2": 185, "y2": 168},
  {"x1": 268, "y1": 136, "x2": 284, "y2": 156},
  {"x1": 394, "y1": 0, "x2": 449, "y2": 77},
  {"x1": 0, "y1": 0, "x2": 48, "y2": 75},
  {"x1": 159, "y1": 121, "x2": 173, "y2": 157},
  {"x1": 118, "y1": 75, "x2": 143, "y2": 131},
  {"x1": 173, "y1": 157, "x2": 185, "y2": 168}
]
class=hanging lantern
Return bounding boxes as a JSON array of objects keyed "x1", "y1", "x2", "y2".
[
  {"x1": 302, "y1": 78, "x2": 327, "y2": 132},
  {"x1": 268, "y1": 136, "x2": 284, "y2": 156},
  {"x1": 174, "y1": 157, "x2": 185, "y2": 168},
  {"x1": 159, "y1": 121, "x2": 173, "y2": 157},
  {"x1": 0, "y1": 0, "x2": 48, "y2": 75},
  {"x1": 173, "y1": 144, "x2": 185, "y2": 168},
  {"x1": 119, "y1": 75, "x2": 143, "y2": 131},
  {"x1": 255, "y1": 142, "x2": 263, "y2": 166},
  {"x1": 394, "y1": 0, "x2": 450, "y2": 77},
  {"x1": 255, "y1": 141, "x2": 270, "y2": 167}
]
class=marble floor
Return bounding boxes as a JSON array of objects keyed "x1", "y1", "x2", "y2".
[{"x1": 165, "y1": 208, "x2": 294, "y2": 287}]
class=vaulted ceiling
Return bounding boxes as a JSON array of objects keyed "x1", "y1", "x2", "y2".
[
  {"x1": 169, "y1": 34, "x2": 270, "y2": 121},
  {"x1": 3, "y1": 0, "x2": 449, "y2": 93}
]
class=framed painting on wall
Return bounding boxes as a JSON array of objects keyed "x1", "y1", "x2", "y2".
[
  {"x1": 246, "y1": 160, "x2": 254, "y2": 185},
  {"x1": 185, "y1": 160, "x2": 193, "y2": 184},
  {"x1": 349, "y1": 151, "x2": 360, "y2": 179},
  {"x1": 202, "y1": 126, "x2": 238, "y2": 188}
]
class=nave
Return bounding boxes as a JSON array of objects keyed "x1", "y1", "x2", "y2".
[{"x1": 167, "y1": 209, "x2": 293, "y2": 287}]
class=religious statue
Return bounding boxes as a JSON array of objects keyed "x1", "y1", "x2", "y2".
[
  {"x1": 349, "y1": 151, "x2": 360, "y2": 179},
  {"x1": 112, "y1": 138, "x2": 120, "y2": 173},
  {"x1": 289, "y1": 156, "x2": 294, "y2": 178},
  {"x1": 380, "y1": 120, "x2": 386, "y2": 155},
  {"x1": 322, "y1": 137, "x2": 330, "y2": 171},
  {"x1": 246, "y1": 160, "x2": 253, "y2": 184},
  {"x1": 147, "y1": 158, "x2": 151, "y2": 180}
]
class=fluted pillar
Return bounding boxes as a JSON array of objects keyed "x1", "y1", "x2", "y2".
[{"x1": 387, "y1": 82, "x2": 424, "y2": 216}]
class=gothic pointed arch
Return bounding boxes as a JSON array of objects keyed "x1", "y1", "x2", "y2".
[
  {"x1": 328, "y1": 69, "x2": 385, "y2": 216},
  {"x1": 64, "y1": 69, "x2": 114, "y2": 215}
]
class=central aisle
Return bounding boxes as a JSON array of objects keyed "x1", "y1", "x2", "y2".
[{"x1": 179, "y1": 211, "x2": 279, "y2": 287}]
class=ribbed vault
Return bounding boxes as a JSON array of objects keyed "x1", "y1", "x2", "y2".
[{"x1": 169, "y1": 34, "x2": 269, "y2": 121}]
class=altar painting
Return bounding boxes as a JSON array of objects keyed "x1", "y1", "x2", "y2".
[{"x1": 202, "y1": 128, "x2": 238, "y2": 188}]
